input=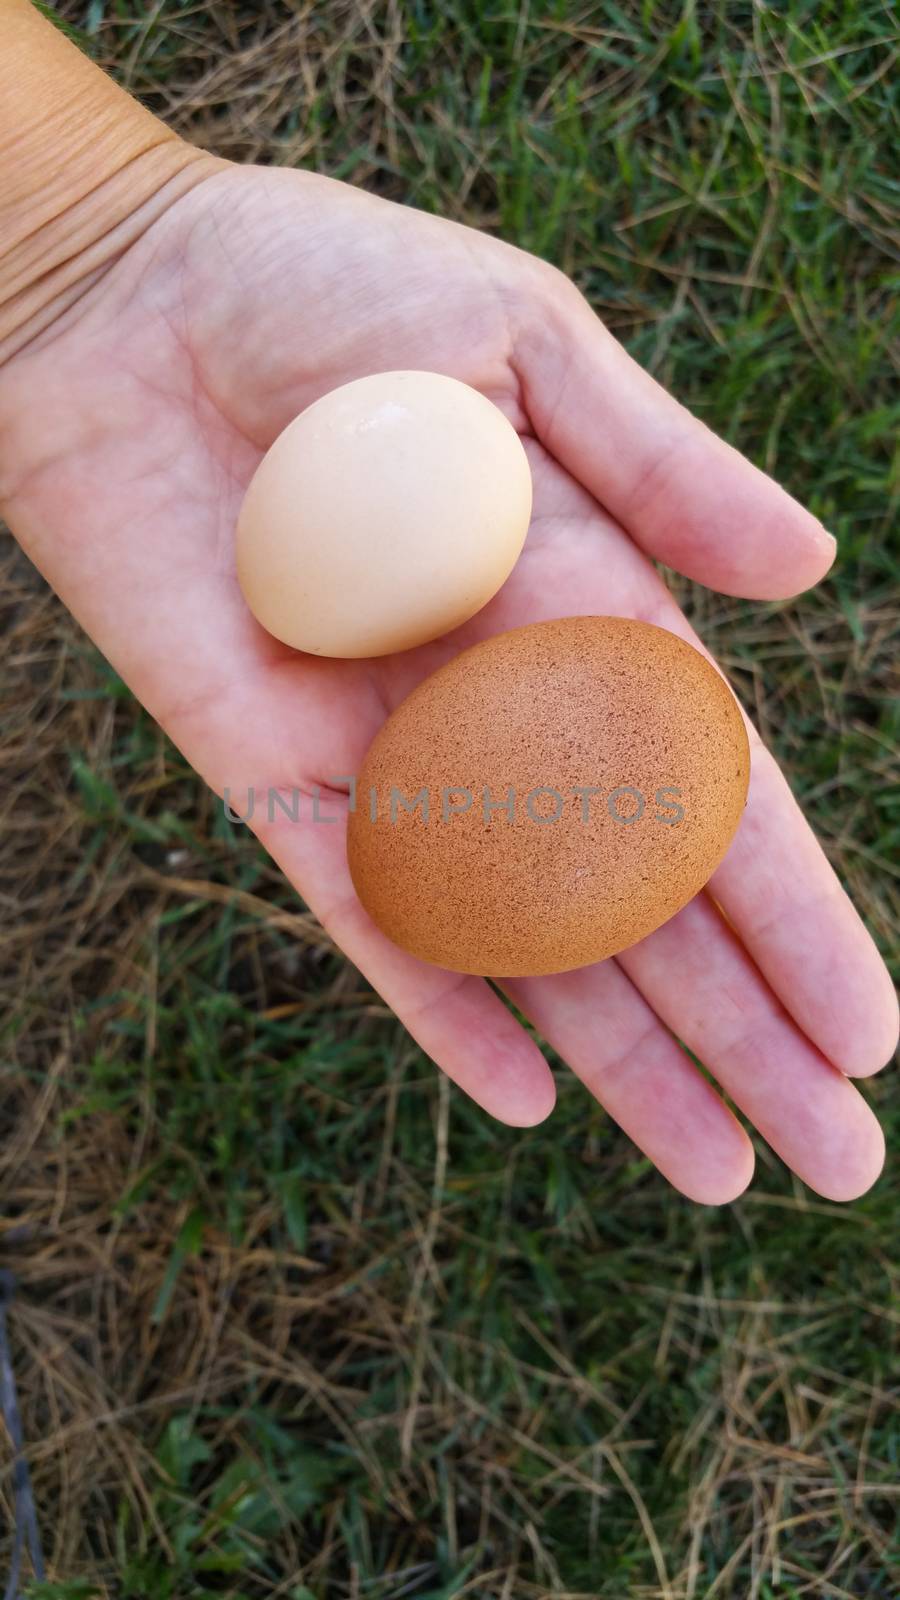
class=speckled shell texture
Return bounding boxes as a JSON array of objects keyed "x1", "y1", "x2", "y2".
[{"x1": 347, "y1": 616, "x2": 750, "y2": 976}]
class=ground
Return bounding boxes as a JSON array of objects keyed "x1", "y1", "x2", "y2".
[{"x1": 1, "y1": 2, "x2": 897, "y2": 1596}]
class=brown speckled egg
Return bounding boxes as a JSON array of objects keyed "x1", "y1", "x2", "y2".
[{"x1": 346, "y1": 616, "x2": 750, "y2": 976}]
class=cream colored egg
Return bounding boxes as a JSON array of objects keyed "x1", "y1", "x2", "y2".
[{"x1": 236, "y1": 370, "x2": 533, "y2": 658}]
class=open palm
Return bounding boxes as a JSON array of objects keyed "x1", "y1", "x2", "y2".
[{"x1": 1, "y1": 162, "x2": 895, "y2": 1202}]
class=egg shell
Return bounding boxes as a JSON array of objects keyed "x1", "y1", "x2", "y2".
[
  {"x1": 235, "y1": 370, "x2": 532, "y2": 658},
  {"x1": 346, "y1": 616, "x2": 751, "y2": 976}
]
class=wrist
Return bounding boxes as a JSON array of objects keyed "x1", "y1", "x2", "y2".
[{"x1": 0, "y1": 0, "x2": 226, "y2": 360}]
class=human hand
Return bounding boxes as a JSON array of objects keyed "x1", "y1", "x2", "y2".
[{"x1": 1, "y1": 160, "x2": 895, "y2": 1202}]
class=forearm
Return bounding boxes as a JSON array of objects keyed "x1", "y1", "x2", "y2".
[{"x1": 0, "y1": 0, "x2": 222, "y2": 360}]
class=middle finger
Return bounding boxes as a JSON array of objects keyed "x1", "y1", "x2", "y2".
[{"x1": 617, "y1": 893, "x2": 885, "y2": 1200}]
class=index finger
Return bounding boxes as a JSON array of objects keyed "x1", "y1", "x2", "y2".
[{"x1": 516, "y1": 267, "x2": 837, "y2": 600}]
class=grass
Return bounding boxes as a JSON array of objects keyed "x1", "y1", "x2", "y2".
[{"x1": 2, "y1": 0, "x2": 898, "y2": 1595}]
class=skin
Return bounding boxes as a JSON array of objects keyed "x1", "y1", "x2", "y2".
[{"x1": 0, "y1": 17, "x2": 895, "y2": 1204}]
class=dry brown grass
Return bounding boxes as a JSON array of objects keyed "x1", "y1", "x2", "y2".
[{"x1": 2, "y1": 472, "x2": 897, "y2": 1597}]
